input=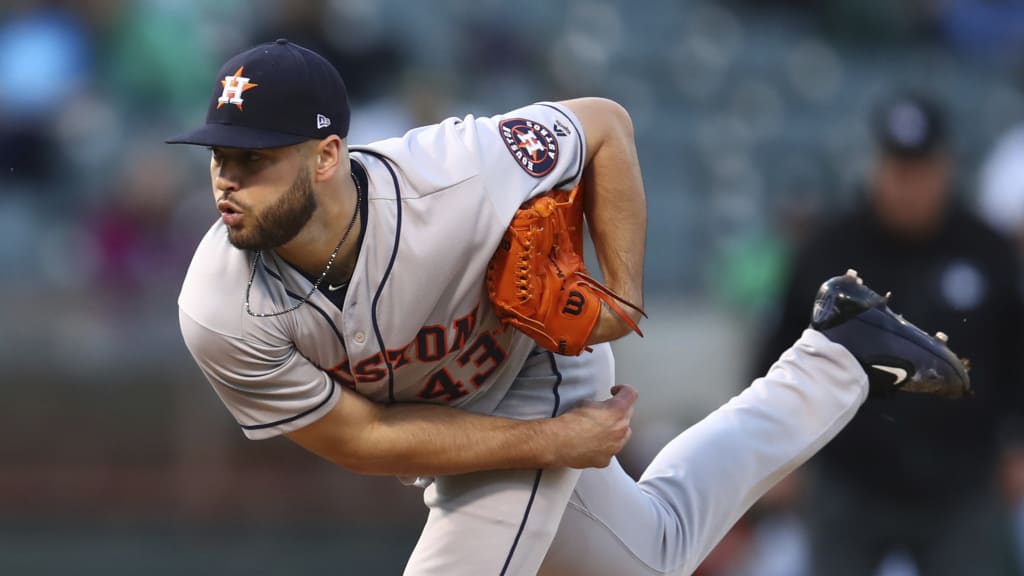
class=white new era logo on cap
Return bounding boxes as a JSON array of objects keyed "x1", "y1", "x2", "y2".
[{"x1": 316, "y1": 114, "x2": 331, "y2": 129}]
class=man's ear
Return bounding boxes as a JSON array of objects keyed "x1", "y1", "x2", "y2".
[{"x1": 312, "y1": 135, "x2": 345, "y2": 182}]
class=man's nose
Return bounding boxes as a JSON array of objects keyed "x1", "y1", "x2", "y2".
[{"x1": 214, "y1": 165, "x2": 241, "y2": 194}]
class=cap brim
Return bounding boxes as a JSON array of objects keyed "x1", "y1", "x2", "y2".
[
  {"x1": 879, "y1": 141, "x2": 944, "y2": 160},
  {"x1": 165, "y1": 123, "x2": 311, "y2": 149}
]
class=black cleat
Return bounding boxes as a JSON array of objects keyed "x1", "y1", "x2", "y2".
[{"x1": 811, "y1": 269, "x2": 971, "y2": 399}]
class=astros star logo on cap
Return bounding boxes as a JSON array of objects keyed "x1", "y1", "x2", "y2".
[
  {"x1": 217, "y1": 66, "x2": 259, "y2": 110},
  {"x1": 166, "y1": 39, "x2": 351, "y2": 149}
]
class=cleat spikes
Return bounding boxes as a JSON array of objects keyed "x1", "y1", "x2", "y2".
[{"x1": 811, "y1": 272, "x2": 971, "y2": 399}]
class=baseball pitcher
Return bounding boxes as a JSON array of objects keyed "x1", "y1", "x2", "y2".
[{"x1": 168, "y1": 40, "x2": 969, "y2": 575}]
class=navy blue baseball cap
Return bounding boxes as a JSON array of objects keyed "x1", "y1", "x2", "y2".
[{"x1": 166, "y1": 39, "x2": 350, "y2": 149}]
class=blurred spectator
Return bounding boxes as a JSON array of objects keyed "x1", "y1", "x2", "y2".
[
  {"x1": 0, "y1": 0, "x2": 91, "y2": 186},
  {"x1": 248, "y1": 0, "x2": 419, "y2": 146},
  {"x1": 756, "y1": 91, "x2": 1024, "y2": 576},
  {"x1": 937, "y1": 0, "x2": 1024, "y2": 68},
  {"x1": 347, "y1": 69, "x2": 456, "y2": 144},
  {"x1": 82, "y1": 144, "x2": 196, "y2": 299},
  {"x1": 96, "y1": 0, "x2": 219, "y2": 126},
  {"x1": 249, "y1": 0, "x2": 404, "y2": 105},
  {"x1": 756, "y1": 0, "x2": 1024, "y2": 58},
  {"x1": 738, "y1": 0, "x2": 941, "y2": 46},
  {"x1": 817, "y1": 0, "x2": 937, "y2": 45}
]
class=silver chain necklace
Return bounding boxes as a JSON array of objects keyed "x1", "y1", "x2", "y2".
[{"x1": 244, "y1": 171, "x2": 362, "y2": 317}]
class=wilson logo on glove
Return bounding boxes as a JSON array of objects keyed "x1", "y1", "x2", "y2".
[
  {"x1": 563, "y1": 291, "x2": 585, "y2": 316},
  {"x1": 486, "y1": 184, "x2": 645, "y2": 355}
]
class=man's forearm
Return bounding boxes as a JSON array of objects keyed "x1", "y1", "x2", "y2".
[
  {"x1": 287, "y1": 386, "x2": 561, "y2": 477},
  {"x1": 286, "y1": 384, "x2": 636, "y2": 477},
  {"x1": 583, "y1": 130, "x2": 646, "y2": 307},
  {"x1": 343, "y1": 401, "x2": 559, "y2": 476},
  {"x1": 563, "y1": 98, "x2": 646, "y2": 307}
]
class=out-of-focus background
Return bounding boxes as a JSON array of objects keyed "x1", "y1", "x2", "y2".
[{"x1": 3, "y1": 0, "x2": 1024, "y2": 574}]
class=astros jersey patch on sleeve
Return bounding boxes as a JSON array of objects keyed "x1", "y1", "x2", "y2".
[{"x1": 475, "y1": 102, "x2": 587, "y2": 223}]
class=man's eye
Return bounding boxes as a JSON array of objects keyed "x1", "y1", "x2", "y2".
[{"x1": 247, "y1": 154, "x2": 263, "y2": 163}]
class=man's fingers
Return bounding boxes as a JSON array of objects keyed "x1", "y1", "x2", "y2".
[{"x1": 609, "y1": 384, "x2": 639, "y2": 409}]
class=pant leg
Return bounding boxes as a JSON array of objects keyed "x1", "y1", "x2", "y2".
[
  {"x1": 406, "y1": 467, "x2": 582, "y2": 576},
  {"x1": 404, "y1": 345, "x2": 614, "y2": 576},
  {"x1": 541, "y1": 329, "x2": 869, "y2": 575}
]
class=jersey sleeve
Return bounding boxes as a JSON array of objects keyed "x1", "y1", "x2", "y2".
[
  {"x1": 364, "y1": 101, "x2": 585, "y2": 222},
  {"x1": 473, "y1": 101, "x2": 587, "y2": 221},
  {"x1": 179, "y1": 307, "x2": 340, "y2": 440}
]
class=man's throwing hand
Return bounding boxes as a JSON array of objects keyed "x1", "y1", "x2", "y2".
[{"x1": 550, "y1": 385, "x2": 638, "y2": 469}]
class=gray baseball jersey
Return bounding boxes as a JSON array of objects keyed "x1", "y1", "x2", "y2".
[{"x1": 179, "y1": 102, "x2": 590, "y2": 440}]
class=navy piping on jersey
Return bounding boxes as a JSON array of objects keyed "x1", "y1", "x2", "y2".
[
  {"x1": 241, "y1": 379, "x2": 338, "y2": 431},
  {"x1": 499, "y1": 351, "x2": 564, "y2": 575},
  {"x1": 261, "y1": 265, "x2": 348, "y2": 347},
  {"x1": 240, "y1": 265, "x2": 343, "y2": 431},
  {"x1": 350, "y1": 147, "x2": 402, "y2": 404},
  {"x1": 544, "y1": 352, "x2": 564, "y2": 418},
  {"x1": 539, "y1": 103, "x2": 585, "y2": 191}
]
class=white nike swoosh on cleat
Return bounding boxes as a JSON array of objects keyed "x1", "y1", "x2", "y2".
[{"x1": 871, "y1": 364, "x2": 908, "y2": 385}]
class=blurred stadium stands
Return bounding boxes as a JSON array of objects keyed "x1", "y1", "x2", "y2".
[{"x1": 2, "y1": 0, "x2": 1023, "y2": 573}]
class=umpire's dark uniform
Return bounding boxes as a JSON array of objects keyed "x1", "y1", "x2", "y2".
[{"x1": 758, "y1": 94, "x2": 1024, "y2": 576}]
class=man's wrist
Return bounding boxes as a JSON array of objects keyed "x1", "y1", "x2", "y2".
[{"x1": 532, "y1": 418, "x2": 562, "y2": 468}]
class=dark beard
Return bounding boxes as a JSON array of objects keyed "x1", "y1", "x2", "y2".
[{"x1": 228, "y1": 167, "x2": 317, "y2": 250}]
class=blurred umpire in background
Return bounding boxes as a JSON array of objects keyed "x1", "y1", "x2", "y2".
[{"x1": 757, "y1": 91, "x2": 1024, "y2": 575}]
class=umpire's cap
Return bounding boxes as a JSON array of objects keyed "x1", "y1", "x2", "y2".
[
  {"x1": 166, "y1": 39, "x2": 350, "y2": 149},
  {"x1": 871, "y1": 91, "x2": 946, "y2": 159}
]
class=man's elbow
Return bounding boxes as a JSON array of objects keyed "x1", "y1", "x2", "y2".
[
  {"x1": 596, "y1": 97, "x2": 634, "y2": 137},
  {"x1": 563, "y1": 97, "x2": 635, "y2": 141}
]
